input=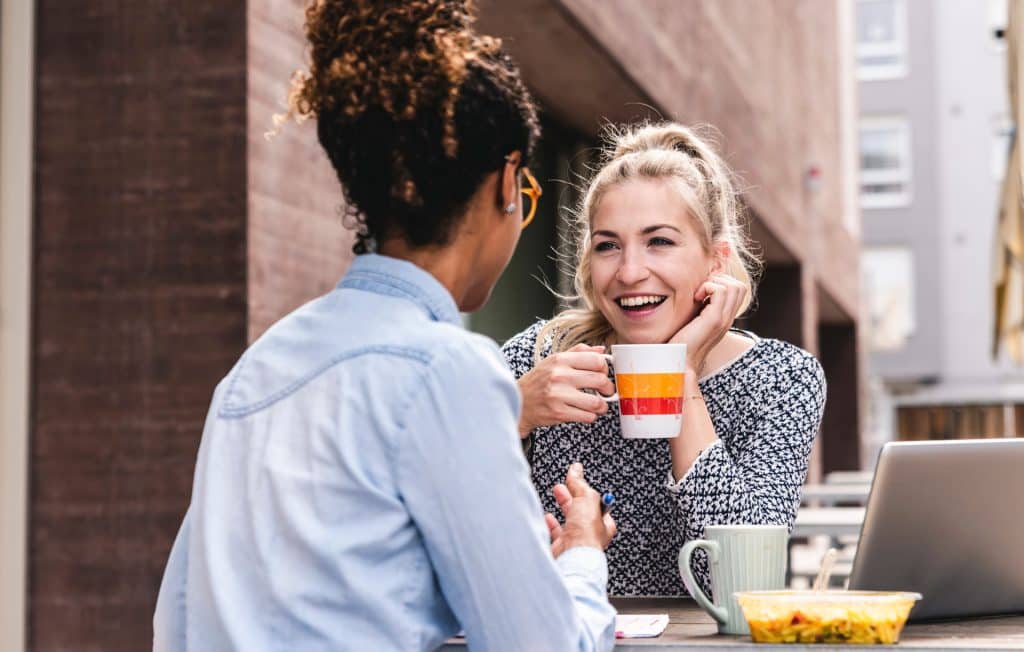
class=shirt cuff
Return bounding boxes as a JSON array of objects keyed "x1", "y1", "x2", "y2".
[
  {"x1": 555, "y1": 546, "x2": 609, "y2": 586},
  {"x1": 665, "y1": 440, "x2": 722, "y2": 494}
]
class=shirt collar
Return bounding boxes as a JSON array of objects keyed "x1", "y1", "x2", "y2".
[{"x1": 338, "y1": 254, "x2": 462, "y2": 326}]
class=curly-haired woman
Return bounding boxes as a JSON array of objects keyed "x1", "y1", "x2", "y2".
[
  {"x1": 154, "y1": 2, "x2": 616, "y2": 650},
  {"x1": 502, "y1": 122, "x2": 827, "y2": 599}
]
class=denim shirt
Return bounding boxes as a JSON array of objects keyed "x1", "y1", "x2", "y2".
[{"x1": 153, "y1": 254, "x2": 616, "y2": 651}]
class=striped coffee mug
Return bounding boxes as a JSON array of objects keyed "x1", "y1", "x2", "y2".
[{"x1": 600, "y1": 343, "x2": 687, "y2": 438}]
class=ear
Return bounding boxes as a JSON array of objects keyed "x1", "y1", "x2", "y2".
[
  {"x1": 710, "y1": 240, "x2": 731, "y2": 274},
  {"x1": 500, "y1": 151, "x2": 522, "y2": 213}
]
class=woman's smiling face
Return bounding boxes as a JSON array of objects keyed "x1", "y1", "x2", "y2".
[{"x1": 589, "y1": 177, "x2": 716, "y2": 344}]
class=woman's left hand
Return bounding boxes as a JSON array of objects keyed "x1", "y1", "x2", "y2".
[{"x1": 669, "y1": 273, "x2": 748, "y2": 375}]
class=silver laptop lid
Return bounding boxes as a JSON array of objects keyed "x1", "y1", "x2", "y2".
[{"x1": 848, "y1": 439, "x2": 1024, "y2": 621}]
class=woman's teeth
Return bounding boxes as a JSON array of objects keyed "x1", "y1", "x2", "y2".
[{"x1": 617, "y1": 295, "x2": 667, "y2": 310}]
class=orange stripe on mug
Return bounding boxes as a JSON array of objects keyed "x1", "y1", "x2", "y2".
[
  {"x1": 620, "y1": 397, "x2": 683, "y2": 416},
  {"x1": 615, "y1": 372, "x2": 685, "y2": 399}
]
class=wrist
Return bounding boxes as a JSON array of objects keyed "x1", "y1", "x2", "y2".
[
  {"x1": 686, "y1": 353, "x2": 707, "y2": 377},
  {"x1": 560, "y1": 523, "x2": 605, "y2": 551},
  {"x1": 561, "y1": 534, "x2": 604, "y2": 551},
  {"x1": 518, "y1": 418, "x2": 534, "y2": 439},
  {"x1": 684, "y1": 367, "x2": 703, "y2": 387}
]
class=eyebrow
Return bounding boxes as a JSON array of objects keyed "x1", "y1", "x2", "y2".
[{"x1": 592, "y1": 224, "x2": 683, "y2": 238}]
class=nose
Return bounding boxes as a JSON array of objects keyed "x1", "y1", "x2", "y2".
[{"x1": 615, "y1": 250, "x2": 650, "y2": 286}]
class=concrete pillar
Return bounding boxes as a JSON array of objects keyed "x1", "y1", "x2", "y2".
[
  {"x1": 744, "y1": 265, "x2": 806, "y2": 346},
  {"x1": 818, "y1": 324, "x2": 862, "y2": 472}
]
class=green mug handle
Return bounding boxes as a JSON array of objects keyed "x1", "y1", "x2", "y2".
[{"x1": 678, "y1": 539, "x2": 729, "y2": 625}]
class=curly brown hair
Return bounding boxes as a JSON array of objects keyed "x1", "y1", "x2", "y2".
[{"x1": 277, "y1": 0, "x2": 541, "y2": 253}]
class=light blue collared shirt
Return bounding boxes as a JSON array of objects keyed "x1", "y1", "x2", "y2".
[{"x1": 153, "y1": 254, "x2": 616, "y2": 651}]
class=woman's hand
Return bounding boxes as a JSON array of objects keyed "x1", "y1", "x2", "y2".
[
  {"x1": 516, "y1": 343, "x2": 616, "y2": 438},
  {"x1": 669, "y1": 273, "x2": 748, "y2": 375}
]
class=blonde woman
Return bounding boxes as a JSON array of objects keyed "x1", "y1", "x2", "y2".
[{"x1": 502, "y1": 122, "x2": 826, "y2": 597}]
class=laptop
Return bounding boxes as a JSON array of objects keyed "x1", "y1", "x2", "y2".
[{"x1": 848, "y1": 438, "x2": 1024, "y2": 621}]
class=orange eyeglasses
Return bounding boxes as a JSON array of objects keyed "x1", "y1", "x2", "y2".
[{"x1": 519, "y1": 167, "x2": 542, "y2": 229}]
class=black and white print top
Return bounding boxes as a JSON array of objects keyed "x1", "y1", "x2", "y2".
[{"x1": 501, "y1": 321, "x2": 827, "y2": 597}]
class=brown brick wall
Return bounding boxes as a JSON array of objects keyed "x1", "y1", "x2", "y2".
[
  {"x1": 557, "y1": 0, "x2": 847, "y2": 268},
  {"x1": 484, "y1": 0, "x2": 859, "y2": 319},
  {"x1": 32, "y1": 2, "x2": 248, "y2": 649}
]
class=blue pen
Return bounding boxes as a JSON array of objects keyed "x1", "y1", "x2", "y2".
[{"x1": 601, "y1": 491, "x2": 615, "y2": 515}]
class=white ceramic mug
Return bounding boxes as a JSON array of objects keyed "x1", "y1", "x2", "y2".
[{"x1": 599, "y1": 343, "x2": 687, "y2": 439}]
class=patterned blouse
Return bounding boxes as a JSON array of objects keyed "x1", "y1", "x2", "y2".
[{"x1": 501, "y1": 322, "x2": 827, "y2": 597}]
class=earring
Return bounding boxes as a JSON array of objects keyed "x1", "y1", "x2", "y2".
[{"x1": 504, "y1": 202, "x2": 517, "y2": 215}]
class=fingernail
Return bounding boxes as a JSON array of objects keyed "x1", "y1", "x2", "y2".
[{"x1": 570, "y1": 462, "x2": 583, "y2": 476}]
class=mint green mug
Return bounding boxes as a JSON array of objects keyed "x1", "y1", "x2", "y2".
[{"x1": 678, "y1": 524, "x2": 788, "y2": 635}]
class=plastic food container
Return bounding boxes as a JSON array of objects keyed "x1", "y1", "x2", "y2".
[{"x1": 734, "y1": 590, "x2": 923, "y2": 644}]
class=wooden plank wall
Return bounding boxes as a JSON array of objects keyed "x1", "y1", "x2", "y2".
[
  {"x1": 32, "y1": 2, "x2": 248, "y2": 648},
  {"x1": 31, "y1": 2, "x2": 352, "y2": 648},
  {"x1": 897, "y1": 404, "x2": 1024, "y2": 440}
]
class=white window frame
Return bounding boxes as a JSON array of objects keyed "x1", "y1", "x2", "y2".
[
  {"x1": 856, "y1": 0, "x2": 909, "y2": 81},
  {"x1": 859, "y1": 116, "x2": 913, "y2": 209}
]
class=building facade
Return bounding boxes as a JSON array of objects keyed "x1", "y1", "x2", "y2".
[
  {"x1": 857, "y1": 0, "x2": 1024, "y2": 454},
  {"x1": 0, "y1": 1, "x2": 861, "y2": 649}
]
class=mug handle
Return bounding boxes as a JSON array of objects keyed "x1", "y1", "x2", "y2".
[
  {"x1": 599, "y1": 353, "x2": 618, "y2": 402},
  {"x1": 678, "y1": 539, "x2": 728, "y2": 625}
]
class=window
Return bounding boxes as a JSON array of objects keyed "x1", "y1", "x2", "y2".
[
  {"x1": 859, "y1": 117, "x2": 912, "y2": 207},
  {"x1": 861, "y1": 247, "x2": 916, "y2": 352},
  {"x1": 856, "y1": 0, "x2": 908, "y2": 80}
]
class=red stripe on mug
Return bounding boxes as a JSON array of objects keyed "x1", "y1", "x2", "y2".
[{"x1": 619, "y1": 397, "x2": 683, "y2": 416}]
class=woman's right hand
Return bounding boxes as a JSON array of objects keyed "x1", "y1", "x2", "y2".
[{"x1": 516, "y1": 343, "x2": 615, "y2": 438}]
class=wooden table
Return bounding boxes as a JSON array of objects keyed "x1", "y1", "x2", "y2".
[{"x1": 442, "y1": 598, "x2": 1023, "y2": 650}]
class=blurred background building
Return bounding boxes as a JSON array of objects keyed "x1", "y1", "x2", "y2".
[
  {"x1": 2, "y1": 1, "x2": 862, "y2": 650},
  {"x1": 856, "y1": 0, "x2": 1024, "y2": 465}
]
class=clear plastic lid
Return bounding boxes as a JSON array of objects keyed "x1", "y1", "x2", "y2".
[{"x1": 735, "y1": 590, "x2": 923, "y2": 604}]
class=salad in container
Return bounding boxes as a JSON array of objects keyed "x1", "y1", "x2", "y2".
[{"x1": 735, "y1": 590, "x2": 923, "y2": 644}]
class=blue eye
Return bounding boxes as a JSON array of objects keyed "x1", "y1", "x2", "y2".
[
  {"x1": 649, "y1": 237, "x2": 675, "y2": 246},
  {"x1": 594, "y1": 241, "x2": 619, "y2": 252}
]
